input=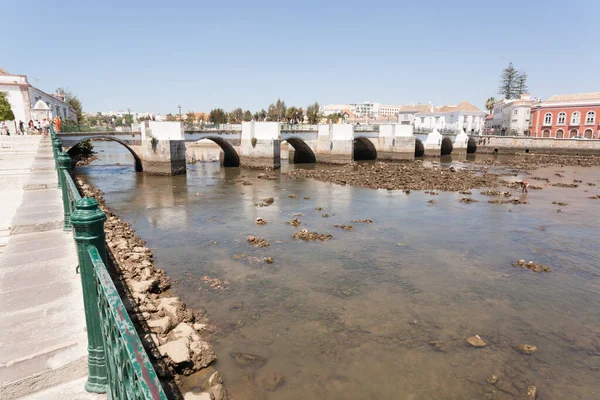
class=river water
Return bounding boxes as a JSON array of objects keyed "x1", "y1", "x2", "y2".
[{"x1": 79, "y1": 141, "x2": 600, "y2": 400}]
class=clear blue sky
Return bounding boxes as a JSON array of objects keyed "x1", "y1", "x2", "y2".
[{"x1": 4, "y1": 0, "x2": 599, "y2": 114}]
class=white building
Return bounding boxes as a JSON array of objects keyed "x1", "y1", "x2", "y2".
[
  {"x1": 486, "y1": 94, "x2": 532, "y2": 135},
  {"x1": 397, "y1": 104, "x2": 433, "y2": 125},
  {"x1": 323, "y1": 102, "x2": 404, "y2": 119},
  {"x1": 413, "y1": 101, "x2": 486, "y2": 135},
  {"x1": 0, "y1": 68, "x2": 77, "y2": 132}
]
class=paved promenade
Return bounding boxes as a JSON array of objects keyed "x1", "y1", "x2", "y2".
[{"x1": 0, "y1": 136, "x2": 103, "y2": 399}]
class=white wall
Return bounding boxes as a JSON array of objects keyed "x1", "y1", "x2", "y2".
[
  {"x1": 142, "y1": 121, "x2": 184, "y2": 140},
  {"x1": 0, "y1": 85, "x2": 27, "y2": 127}
]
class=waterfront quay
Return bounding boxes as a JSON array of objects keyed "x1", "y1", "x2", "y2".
[{"x1": 0, "y1": 135, "x2": 102, "y2": 399}]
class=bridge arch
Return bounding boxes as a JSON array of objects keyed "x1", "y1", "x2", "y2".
[
  {"x1": 282, "y1": 137, "x2": 316, "y2": 163},
  {"x1": 193, "y1": 137, "x2": 240, "y2": 167},
  {"x1": 67, "y1": 136, "x2": 143, "y2": 172},
  {"x1": 467, "y1": 137, "x2": 477, "y2": 154},
  {"x1": 441, "y1": 137, "x2": 453, "y2": 155},
  {"x1": 353, "y1": 137, "x2": 377, "y2": 160},
  {"x1": 415, "y1": 138, "x2": 425, "y2": 157}
]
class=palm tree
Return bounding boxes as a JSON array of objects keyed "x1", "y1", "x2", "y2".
[{"x1": 485, "y1": 97, "x2": 496, "y2": 114}]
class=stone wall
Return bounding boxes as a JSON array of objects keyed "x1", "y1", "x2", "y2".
[{"x1": 477, "y1": 136, "x2": 600, "y2": 155}]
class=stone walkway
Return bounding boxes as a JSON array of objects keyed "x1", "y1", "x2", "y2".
[{"x1": 0, "y1": 136, "x2": 104, "y2": 399}]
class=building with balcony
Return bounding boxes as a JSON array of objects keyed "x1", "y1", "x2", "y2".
[
  {"x1": 530, "y1": 92, "x2": 600, "y2": 138},
  {"x1": 0, "y1": 68, "x2": 77, "y2": 132},
  {"x1": 413, "y1": 101, "x2": 486, "y2": 135},
  {"x1": 488, "y1": 95, "x2": 533, "y2": 135}
]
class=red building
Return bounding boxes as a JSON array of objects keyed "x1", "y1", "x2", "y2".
[{"x1": 529, "y1": 92, "x2": 600, "y2": 139}]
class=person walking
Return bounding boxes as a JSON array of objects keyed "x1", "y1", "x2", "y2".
[
  {"x1": 517, "y1": 180, "x2": 529, "y2": 193},
  {"x1": 18, "y1": 120, "x2": 24, "y2": 135},
  {"x1": 42, "y1": 118, "x2": 50, "y2": 137}
]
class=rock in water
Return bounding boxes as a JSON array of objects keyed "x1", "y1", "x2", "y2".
[
  {"x1": 519, "y1": 344, "x2": 537, "y2": 354},
  {"x1": 465, "y1": 335, "x2": 487, "y2": 348},
  {"x1": 262, "y1": 372, "x2": 285, "y2": 392},
  {"x1": 231, "y1": 352, "x2": 267, "y2": 368},
  {"x1": 429, "y1": 340, "x2": 447, "y2": 352}
]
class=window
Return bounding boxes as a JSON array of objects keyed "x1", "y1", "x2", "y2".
[
  {"x1": 557, "y1": 112, "x2": 566, "y2": 125},
  {"x1": 584, "y1": 129, "x2": 593, "y2": 139},
  {"x1": 513, "y1": 109, "x2": 518, "y2": 115},
  {"x1": 543, "y1": 113, "x2": 552, "y2": 125},
  {"x1": 420, "y1": 117, "x2": 425, "y2": 123},
  {"x1": 571, "y1": 112, "x2": 580, "y2": 125},
  {"x1": 585, "y1": 111, "x2": 596, "y2": 125},
  {"x1": 556, "y1": 129, "x2": 564, "y2": 138},
  {"x1": 542, "y1": 129, "x2": 551, "y2": 137},
  {"x1": 569, "y1": 129, "x2": 578, "y2": 138}
]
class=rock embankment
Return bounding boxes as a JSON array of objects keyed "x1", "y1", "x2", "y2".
[
  {"x1": 76, "y1": 179, "x2": 227, "y2": 400},
  {"x1": 471, "y1": 153, "x2": 600, "y2": 169},
  {"x1": 285, "y1": 162, "x2": 499, "y2": 191}
]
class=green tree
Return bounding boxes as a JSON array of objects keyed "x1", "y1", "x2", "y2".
[
  {"x1": 295, "y1": 108, "x2": 304, "y2": 124},
  {"x1": 209, "y1": 108, "x2": 228, "y2": 124},
  {"x1": 124, "y1": 113, "x2": 134, "y2": 127},
  {"x1": 485, "y1": 97, "x2": 496, "y2": 114},
  {"x1": 243, "y1": 110, "x2": 253, "y2": 122},
  {"x1": 286, "y1": 106, "x2": 299, "y2": 123},
  {"x1": 57, "y1": 88, "x2": 83, "y2": 124},
  {"x1": 498, "y1": 63, "x2": 528, "y2": 99},
  {"x1": 329, "y1": 113, "x2": 341, "y2": 124},
  {"x1": 0, "y1": 92, "x2": 15, "y2": 121},
  {"x1": 185, "y1": 112, "x2": 197, "y2": 129},
  {"x1": 166, "y1": 113, "x2": 177, "y2": 121},
  {"x1": 306, "y1": 102, "x2": 322, "y2": 124},
  {"x1": 228, "y1": 108, "x2": 244, "y2": 123},
  {"x1": 266, "y1": 99, "x2": 287, "y2": 122},
  {"x1": 514, "y1": 71, "x2": 529, "y2": 97}
]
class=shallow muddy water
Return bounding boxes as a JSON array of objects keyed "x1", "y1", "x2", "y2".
[{"x1": 80, "y1": 142, "x2": 600, "y2": 399}]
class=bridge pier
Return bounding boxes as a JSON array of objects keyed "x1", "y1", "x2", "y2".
[
  {"x1": 316, "y1": 124, "x2": 354, "y2": 164},
  {"x1": 240, "y1": 122, "x2": 281, "y2": 169},
  {"x1": 422, "y1": 129, "x2": 443, "y2": 156},
  {"x1": 140, "y1": 122, "x2": 186, "y2": 175},
  {"x1": 452, "y1": 130, "x2": 469, "y2": 154},
  {"x1": 374, "y1": 124, "x2": 416, "y2": 161}
]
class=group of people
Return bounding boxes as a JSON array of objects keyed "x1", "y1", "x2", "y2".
[{"x1": 0, "y1": 117, "x2": 58, "y2": 136}]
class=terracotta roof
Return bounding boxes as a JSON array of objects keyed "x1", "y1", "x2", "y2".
[
  {"x1": 435, "y1": 101, "x2": 482, "y2": 113},
  {"x1": 0, "y1": 68, "x2": 9, "y2": 75},
  {"x1": 341, "y1": 109, "x2": 355, "y2": 118},
  {"x1": 546, "y1": 92, "x2": 600, "y2": 103},
  {"x1": 399, "y1": 104, "x2": 431, "y2": 113}
]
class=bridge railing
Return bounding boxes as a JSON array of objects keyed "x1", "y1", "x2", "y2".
[
  {"x1": 353, "y1": 124, "x2": 380, "y2": 132},
  {"x1": 49, "y1": 125, "x2": 168, "y2": 399},
  {"x1": 280, "y1": 123, "x2": 318, "y2": 131}
]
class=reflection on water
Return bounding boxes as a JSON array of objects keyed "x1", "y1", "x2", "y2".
[{"x1": 80, "y1": 142, "x2": 600, "y2": 399}]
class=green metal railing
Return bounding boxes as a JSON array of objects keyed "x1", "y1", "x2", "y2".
[{"x1": 50, "y1": 125, "x2": 167, "y2": 399}]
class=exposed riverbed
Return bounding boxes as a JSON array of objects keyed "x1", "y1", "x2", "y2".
[{"x1": 79, "y1": 141, "x2": 600, "y2": 399}]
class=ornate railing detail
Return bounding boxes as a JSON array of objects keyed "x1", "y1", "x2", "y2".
[
  {"x1": 90, "y1": 246, "x2": 167, "y2": 399},
  {"x1": 50, "y1": 124, "x2": 167, "y2": 398}
]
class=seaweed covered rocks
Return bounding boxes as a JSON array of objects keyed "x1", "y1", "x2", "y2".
[
  {"x1": 247, "y1": 236, "x2": 270, "y2": 248},
  {"x1": 285, "y1": 162, "x2": 499, "y2": 192},
  {"x1": 292, "y1": 229, "x2": 333, "y2": 242},
  {"x1": 513, "y1": 259, "x2": 551, "y2": 273}
]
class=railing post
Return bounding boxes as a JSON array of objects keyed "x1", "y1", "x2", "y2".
[
  {"x1": 52, "y1": 137, "x2": 63, "y2": 188},
  {"x1": 58, "y1": 151, "x2": 73, "y2": 230},
  {"x1": 70, "y1": 198, "x2": 108, "y2": 394}
]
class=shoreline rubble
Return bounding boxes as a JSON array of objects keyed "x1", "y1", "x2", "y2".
[{"x1": 75, "y1": 178, "x2": 227, "y2": 399}]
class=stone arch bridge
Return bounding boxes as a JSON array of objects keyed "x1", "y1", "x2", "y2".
[{"x1": 57, "y1": 122, "x2": 478, "y2": 175}]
